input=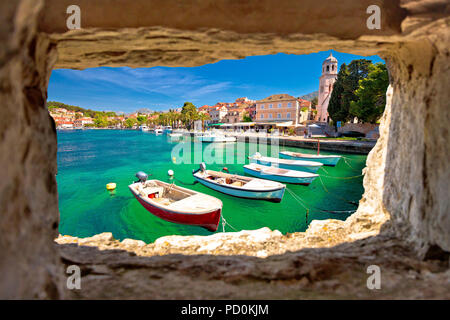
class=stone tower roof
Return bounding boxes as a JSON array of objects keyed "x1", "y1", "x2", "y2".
[{"x1": 323, "y1": 52, "x2": 337, "y2": 63}]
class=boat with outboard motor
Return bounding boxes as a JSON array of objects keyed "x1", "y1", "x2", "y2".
[
  {"x1": 243, "y1": 163, "x2": 318, "y2": 185},
  {"x1": 279, "y1": 151, "x2": 341, "y2": 166},
  {"x1": 129, "y1": 171, "x2": 223, "y2": 231},
  {"x1": 248, "y1": 152, "x2": 323, "y2": 173},
  {"x1": 193, "y1": 163, "x2": 285, "y2": 202}
]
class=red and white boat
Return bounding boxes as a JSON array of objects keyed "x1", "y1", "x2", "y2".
[{"x1": 129, "y1": 172, "x2": 223, "y2": 232}]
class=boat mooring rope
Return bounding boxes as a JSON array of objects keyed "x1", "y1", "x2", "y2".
[
  {"x1": 286, "y1": 186, "x2": 356, "y2": 215},
  {"x1": 317, "y1": 176, "x2": 359, "y2": 206},
  {"x1": 221, "y1": 216, "x2": 239, "y2": 233},
  {"x1": 320, "y1": 163, "x2": 363, "y2": 180}
]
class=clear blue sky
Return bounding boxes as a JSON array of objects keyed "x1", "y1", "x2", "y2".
[{"x1": 48, "y1": 51, "x2": 384, "y2": 113}]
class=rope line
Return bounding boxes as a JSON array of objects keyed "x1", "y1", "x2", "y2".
[
  {"x1": 221, "y1": 216, "x2": 239, "y2": 233},
  {"x1": 286, "y1": 186, "x2": 356, "y2": 215},
  {"x1": 317, "y1": 176, "x2": 359, "y2": 207}
]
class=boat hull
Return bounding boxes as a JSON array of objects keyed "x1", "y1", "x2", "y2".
[
  {"x1": 194, "y1": 174, "x2": 285, "y2": 202},
  {"x1": 243, "y1": 166, "x2": 316, "y2": 185},
  {"x1": 130, "y1": 189, "x2": 221, "y2": 232},
  {"x1": 279, "y1": 152, "x2": 341, "y2": 166},
  {"x1": 250, "y1": 158, "x2": 321, "y2": 173},
  {"x1": 198, "y1": 136, "x2": 236, "y2": 143}
]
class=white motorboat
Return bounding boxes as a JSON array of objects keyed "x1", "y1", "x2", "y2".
[
  {"x1": 140, "y1": 125, "x2": 150, "y2": 132},
  {"x1": 155, "y1": 128, "x2": 163, "y2": 134},
  {"x1": 249, "y1": 152, "x2": 323, "y2": 173},
  {"x1": 193, "y1": 163, "x2": 285, "y2": 202},
  {"x1": 197, "y1": 133, "x2": 236, "y2": 143},
  {"x1": 279, "y1": 151, "x2": 341, "y2": 166},
  {"x1": 168, "y1": 132, "x2": 183, "y2": 140},
  {"x1": 243, "y1": 163, "x2": 318, "y2": 185}
]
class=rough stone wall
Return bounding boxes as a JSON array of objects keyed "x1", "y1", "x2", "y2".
[
  {"x1": 0, "y1": 0, "x2": 61, "y2": 298},
  {"x1": 382, "y1": 37, "x2": 450, "y2": 257}
]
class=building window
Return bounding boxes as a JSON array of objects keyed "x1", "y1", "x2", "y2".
[
  {"x1": 287, "y1": 112, "x2": 291, "y2": 118},
  {"x1": 278, "y1": 103, "x2": 282, "y2": 108},
  {"x1": 260, "y1": 104, "x2": 264, "y2": 109},
  {"x1": 260, "y1": 114, "x2": 264, "y2": 119},
  {"x1": 269, "y1": 114, "x2": 273, "y2": 119},
  {"x1": 269, "y1": 104, "x2": 273, "y2": 108},
  {"x1": 287, "y1": 102, "x2": 292, "y2": 108},
  {"x1": 326, "y1": 65, "x2": 329, "y2": 72},
  {"x1": 277, "y1": 113, "x2": 281, "y2": 119}
]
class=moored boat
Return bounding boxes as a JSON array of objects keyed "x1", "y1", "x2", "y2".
[
  {"x1": 168, "y1": 132, "x2": 183, "y2": 140},
  {"x1": 154, "y1": 128, "x2": 163, "y2": 134},
  {"x1": 243, "y1": 163, "x2": 318, "y2": 185},
  {"x1": 249, "y1": 152, "x2": 323, "y2": 173},
  {"x1": 279, "y1": 151, "x2": 341, "y2": 166},
  {"x1": 197, "y1": 133, "x2": 236, "y2": 143},
  {"x1": 129, "y1": 172, "x2": 222, "y2": 231},
  {"x1": 193, "y1": 163, "x2": 285, "y2": 202}
]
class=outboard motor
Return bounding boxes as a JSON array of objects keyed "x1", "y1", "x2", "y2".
[
  {"x1": 135, "y1": 171, "x2": 148, "y2": 183},
  {"x1": 199, "y1": 162, "x2": 206, "y2": 172}
]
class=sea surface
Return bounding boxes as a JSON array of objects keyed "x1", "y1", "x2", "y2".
[{"x1": 57, "y1": 129, "x2": 367, "y2": 243}]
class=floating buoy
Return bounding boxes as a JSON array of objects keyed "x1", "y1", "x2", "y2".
[
  {"x1": 106, "y1": 183, "x2": 116, "y2": 190},
  {"x1": 168, "y1": 170, "x2": 174, "y2": 177},
  {"x1": 172, "y1": 157, "x2": 176, "y2": 163}
]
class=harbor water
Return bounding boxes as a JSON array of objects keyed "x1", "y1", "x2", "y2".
[{"x1": 57, "y1": 129, "x2": 367, "y2": 243}]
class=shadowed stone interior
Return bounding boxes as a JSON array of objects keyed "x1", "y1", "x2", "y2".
[{"x1": 0, "y1": 0, "x2": 448, "y2": 299}]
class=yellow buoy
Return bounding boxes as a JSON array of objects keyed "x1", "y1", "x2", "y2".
[{"x1": 106, "y1": 183, "x2": 116, "y2": 190}]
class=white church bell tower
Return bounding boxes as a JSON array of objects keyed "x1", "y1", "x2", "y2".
[{"x1": 316, "y1": 53, "x2": 338, "y2": 123}]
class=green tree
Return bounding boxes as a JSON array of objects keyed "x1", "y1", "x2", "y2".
[
  {"x1": 242, "y1": 112, "x2": 252, "y2": 122},
  {"x1": 124, "y1": 118, "x2": 137, "y2": 128},
  {"x1": 328, "y1": 63, "x2": 349, "y2": 123},
  {"x1": 349, "y1": 63, "x2": 389, "y2": 123},
  {"x1": 198, "y1": 113, "x2": 211, "y2": 131},
  {"x1": 94, "y1": 114, "x2": 108, "y2": 127},
  {"x1": 310, "y1": 97, "x2": 318, "y2": 109},
  {"x1": 328, "y1": 59, "x2": 373, "y2": 125},
  {"x1": 181, "y1": 102, "x2": 198, "y2": 129},
  {"x1": 137, "y1": 115, "x2": 148, "y2": 125}
]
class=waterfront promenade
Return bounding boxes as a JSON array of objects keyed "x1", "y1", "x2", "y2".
[{"x1": 183, "y1": 130, "x2": 376, "y2": 155}]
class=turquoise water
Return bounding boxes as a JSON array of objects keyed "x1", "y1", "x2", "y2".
[{"x1": 57, "y1": 130, "x2": 367, "y2": 243}]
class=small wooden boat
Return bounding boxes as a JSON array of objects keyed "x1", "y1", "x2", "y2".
[
  {"x1": 193, "y1": 164, "x2": 285, "y2": 202},
  {"x1": 243, "y1": 163, "x2": 318, "y2": 185},
  {"x1": 129, "y1": 172, "x2": 222, "y2": 231},
  {"x1": 249, "y1": 153, "x2": 323, "y2": 173},
  {"x1": 279, "y1": 151, "x2": 341, "y2": 166}
]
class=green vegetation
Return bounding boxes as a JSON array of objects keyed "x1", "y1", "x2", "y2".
[
  {"x1": 350, "y1": 63, "x2": 389, "y2": 123},
  {"x1": 180, "y1": 102, "x2": 199, "y2": 130},
  {"x1": 47, "y1": 101, "x2": 119, "y2": 118},
  {"x1": 328, "y1": 59, "x2": 389, "y2": 125},
  {"x1": 242, "y1": 112, "x2": 252, "y2": 122}
]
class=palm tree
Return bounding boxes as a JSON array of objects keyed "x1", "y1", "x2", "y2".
[{"x1": 198, "y1": 113, "x2": 211, "y2": 132}]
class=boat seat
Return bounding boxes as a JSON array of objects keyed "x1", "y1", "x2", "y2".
[{"x1": 167, "y1": 194, "x2": 217, "y2": 212}]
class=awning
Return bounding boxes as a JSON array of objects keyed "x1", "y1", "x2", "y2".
[
  {"x1": 207, "y1": 123, "x2": 224, "y2": 126},
  {"x1": 230, "y1": 122, "x2": 255, "y2": 126},
  {"x1": 275, "y1": 121, "x2": 294, "y2": 127}
]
